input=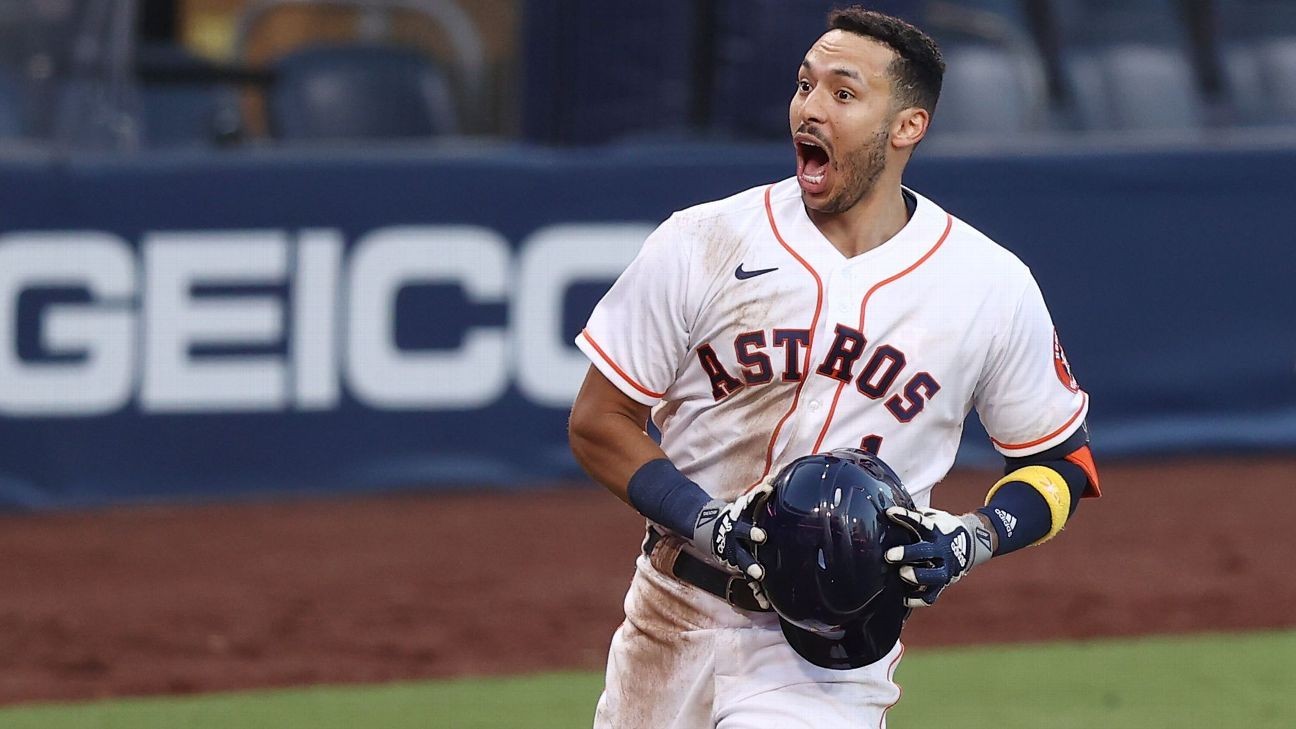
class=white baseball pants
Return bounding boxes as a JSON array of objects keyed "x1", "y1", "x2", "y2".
[{"x1": 593, "y1": 554, "x2": 903, "y2": 729}]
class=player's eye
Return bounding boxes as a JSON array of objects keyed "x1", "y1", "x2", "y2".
[
  {"x1": 797, "y1": 79, "x2": 811, "y2": 93},
  {"x1": 835, "y1": 88, "x2": 854, "y2": 101}
]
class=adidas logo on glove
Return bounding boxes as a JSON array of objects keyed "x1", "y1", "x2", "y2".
[{"x1": 951, "y1": 532, "x2": 969, "y2": 568}]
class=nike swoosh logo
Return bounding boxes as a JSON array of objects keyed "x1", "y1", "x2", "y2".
[{"x1": 735, "y1": 264, "x2": 779, "y2": 280}]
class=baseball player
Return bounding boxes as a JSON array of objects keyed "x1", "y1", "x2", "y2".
[{"x1": 568, "y1": 7, "x2": 1101, "y2": 728}]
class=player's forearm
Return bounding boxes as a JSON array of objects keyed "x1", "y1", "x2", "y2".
[
  {"x1": 568, "y1": 408, "x2": 668, "y2": 504},
  {"x1": 569, "y1": 411, "x2": 715, "y2": 539}
]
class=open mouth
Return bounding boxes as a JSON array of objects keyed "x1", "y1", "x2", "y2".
[{"x1": 795, "y1": 134, "x2": 831, "y2": 194}]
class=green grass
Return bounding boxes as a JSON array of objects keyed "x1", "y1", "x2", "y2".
[
  {"x1": 888, "y1": 630, "x2": 1296, "y2": 728},
  {"x1": 2, "y1": 631, "x2": 1292, "y2": 728},
  {"x1": 0, "y1": 673, "x2": 603, "y2": 729}
]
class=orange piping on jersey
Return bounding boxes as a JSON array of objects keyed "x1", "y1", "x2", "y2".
[
  {"x1": 748, "y1": 185, "x2": 825, "y2": 491},
  {"x1": 1064, "y1": 444, "x2": 1102, "y2": 498},
  {"x1": 990, "y1": 392, "x2": 1089, "y2": 452},
  {"x1": 811, "y1": 213, "x2": 954, "y2": 452},
  {"x1": 580, "y1": 329, "x2": 666, "y2": 399},
  {"x1": 877, "y1": 641, "x2": 906, "y2": 729}
]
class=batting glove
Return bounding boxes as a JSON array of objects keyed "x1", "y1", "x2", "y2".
[
  {"x1": 883, "y1": 506, "x2": 994, "y2": 608},
  {"x1": 690, "y1": 481, "x2": 773, "y2": 581}
]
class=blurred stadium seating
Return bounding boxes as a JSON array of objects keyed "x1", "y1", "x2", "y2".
[
  {"x1": 241, "y1": 0, "x2": 487, "y2": 134},
  {"x1": 0, "y1": 68, "x2": 24, "y2": 139},
  {"x1": 1216, "y1": 0, "x2": 1296, "y2": 125},
  {"x1": 516, "y1": 0, "x2": 1296, "y2": 144},
  {"x1": 268, "y1": 43, "x2": 458, "y2": 139},
  {"x1": 1, "y1": 0, "x2": 1295, "y2": 148},
  {"x1": 0, "y1": 0, "x2": 139, "y2": 148},
  {"x1": 924, "y1": 1, "x2": 1052, "y2": 134},
  {"x1": 521, "y1": 0, "x2": 698, "y2": 144},
  {"x1": 1048, "y1": 0, "x2": 1208, "y2": 131},
  {"x1": 135, "y1": 43, "x2": 240, "y2": 147}
]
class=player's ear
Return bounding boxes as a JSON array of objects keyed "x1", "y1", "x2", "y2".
[{"x1": 891, "y1": 107, "x2": 929, "y2": 151}]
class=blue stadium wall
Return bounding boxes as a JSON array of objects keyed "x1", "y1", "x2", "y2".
[{"x1": 0, "y1": 142, "x2": 1292, "y2": 508}]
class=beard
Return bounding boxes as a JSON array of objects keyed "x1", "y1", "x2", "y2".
[{"x1": 816, "y1": 125, "x2": 890, "y2": 215}]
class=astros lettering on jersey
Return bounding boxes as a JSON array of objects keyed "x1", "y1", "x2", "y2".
[{"x1": 577, "y1": 178, "x2": 1087, "y2": 511}]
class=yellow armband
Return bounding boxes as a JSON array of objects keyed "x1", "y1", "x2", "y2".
[{"x1": 985, "y1": 466, "x2": 1070, "y2": 545}]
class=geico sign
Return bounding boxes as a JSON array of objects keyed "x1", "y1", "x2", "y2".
[{"x1": 0, "y1": 224, "x2": 650, "y2": 416}]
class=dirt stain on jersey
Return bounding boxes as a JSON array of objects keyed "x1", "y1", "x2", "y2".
[
  {"x1": 681, "y1": 211, "x2": 769, "y2": 332},
  {"x1": 698, "y1": 378, "x2": 799, "y2": 499},
  {"x1": 594, "y1": 557, "x2": 716, "y2": 728},
  {"x1": 690, "y1": 212, "x2": 748, "y2": 279}
]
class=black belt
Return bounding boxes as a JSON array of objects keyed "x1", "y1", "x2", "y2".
[{"x1": 643, "y1": 527, "x2": 772, "y2": 613}]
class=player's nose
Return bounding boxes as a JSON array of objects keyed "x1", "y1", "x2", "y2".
[{"x1": 796, "y1": 86, "x2": 829, "y2": 126}]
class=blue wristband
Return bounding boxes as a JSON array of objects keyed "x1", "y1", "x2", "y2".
[
  {"x1": 980, "y1": 460, "x2": 1089, "y2": 555},
  {"x1": 626, "y1": 459, "x2": 711, "y2": 538}
]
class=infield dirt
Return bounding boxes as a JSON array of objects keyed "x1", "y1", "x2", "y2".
[{"x1": 1, "y1": 456, "x2": 1293, "y2": 704}]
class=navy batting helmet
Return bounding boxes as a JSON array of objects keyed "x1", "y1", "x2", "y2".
[{"x1": 753, "y1": 448, "x2": 917, "y2": 670}]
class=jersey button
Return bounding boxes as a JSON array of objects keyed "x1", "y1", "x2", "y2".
[{"x1": 808, "y1": 399, "x2": 822, "y2": 412}]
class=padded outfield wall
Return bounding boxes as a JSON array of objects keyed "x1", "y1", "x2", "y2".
[{"x1": 0, "y1": 141, "x2": 1292, "y2": 508}]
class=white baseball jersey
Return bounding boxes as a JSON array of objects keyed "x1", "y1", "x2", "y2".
[
  {"x1": 579, "y1": 177, "x2": 1089, "y2": 729},
  {"x1": 577, "y1": 177, "x2": 1088, "y2": 508}
]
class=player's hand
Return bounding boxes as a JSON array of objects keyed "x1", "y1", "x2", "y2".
[
  {"x1": 883, "y1": 506, "x2": 994, "y2": 607},
  {"x1": 690, "y1": 481, "x2": 774, "y2": 580}
]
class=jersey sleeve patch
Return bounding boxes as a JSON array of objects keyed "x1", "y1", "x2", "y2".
[{"x1": 1053, "y1": 329, "x2": 1080, "y2": 393}]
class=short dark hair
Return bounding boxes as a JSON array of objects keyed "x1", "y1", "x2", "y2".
[{"x1": 827, "y1": 6, "x2": 945, "y2": 114}]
